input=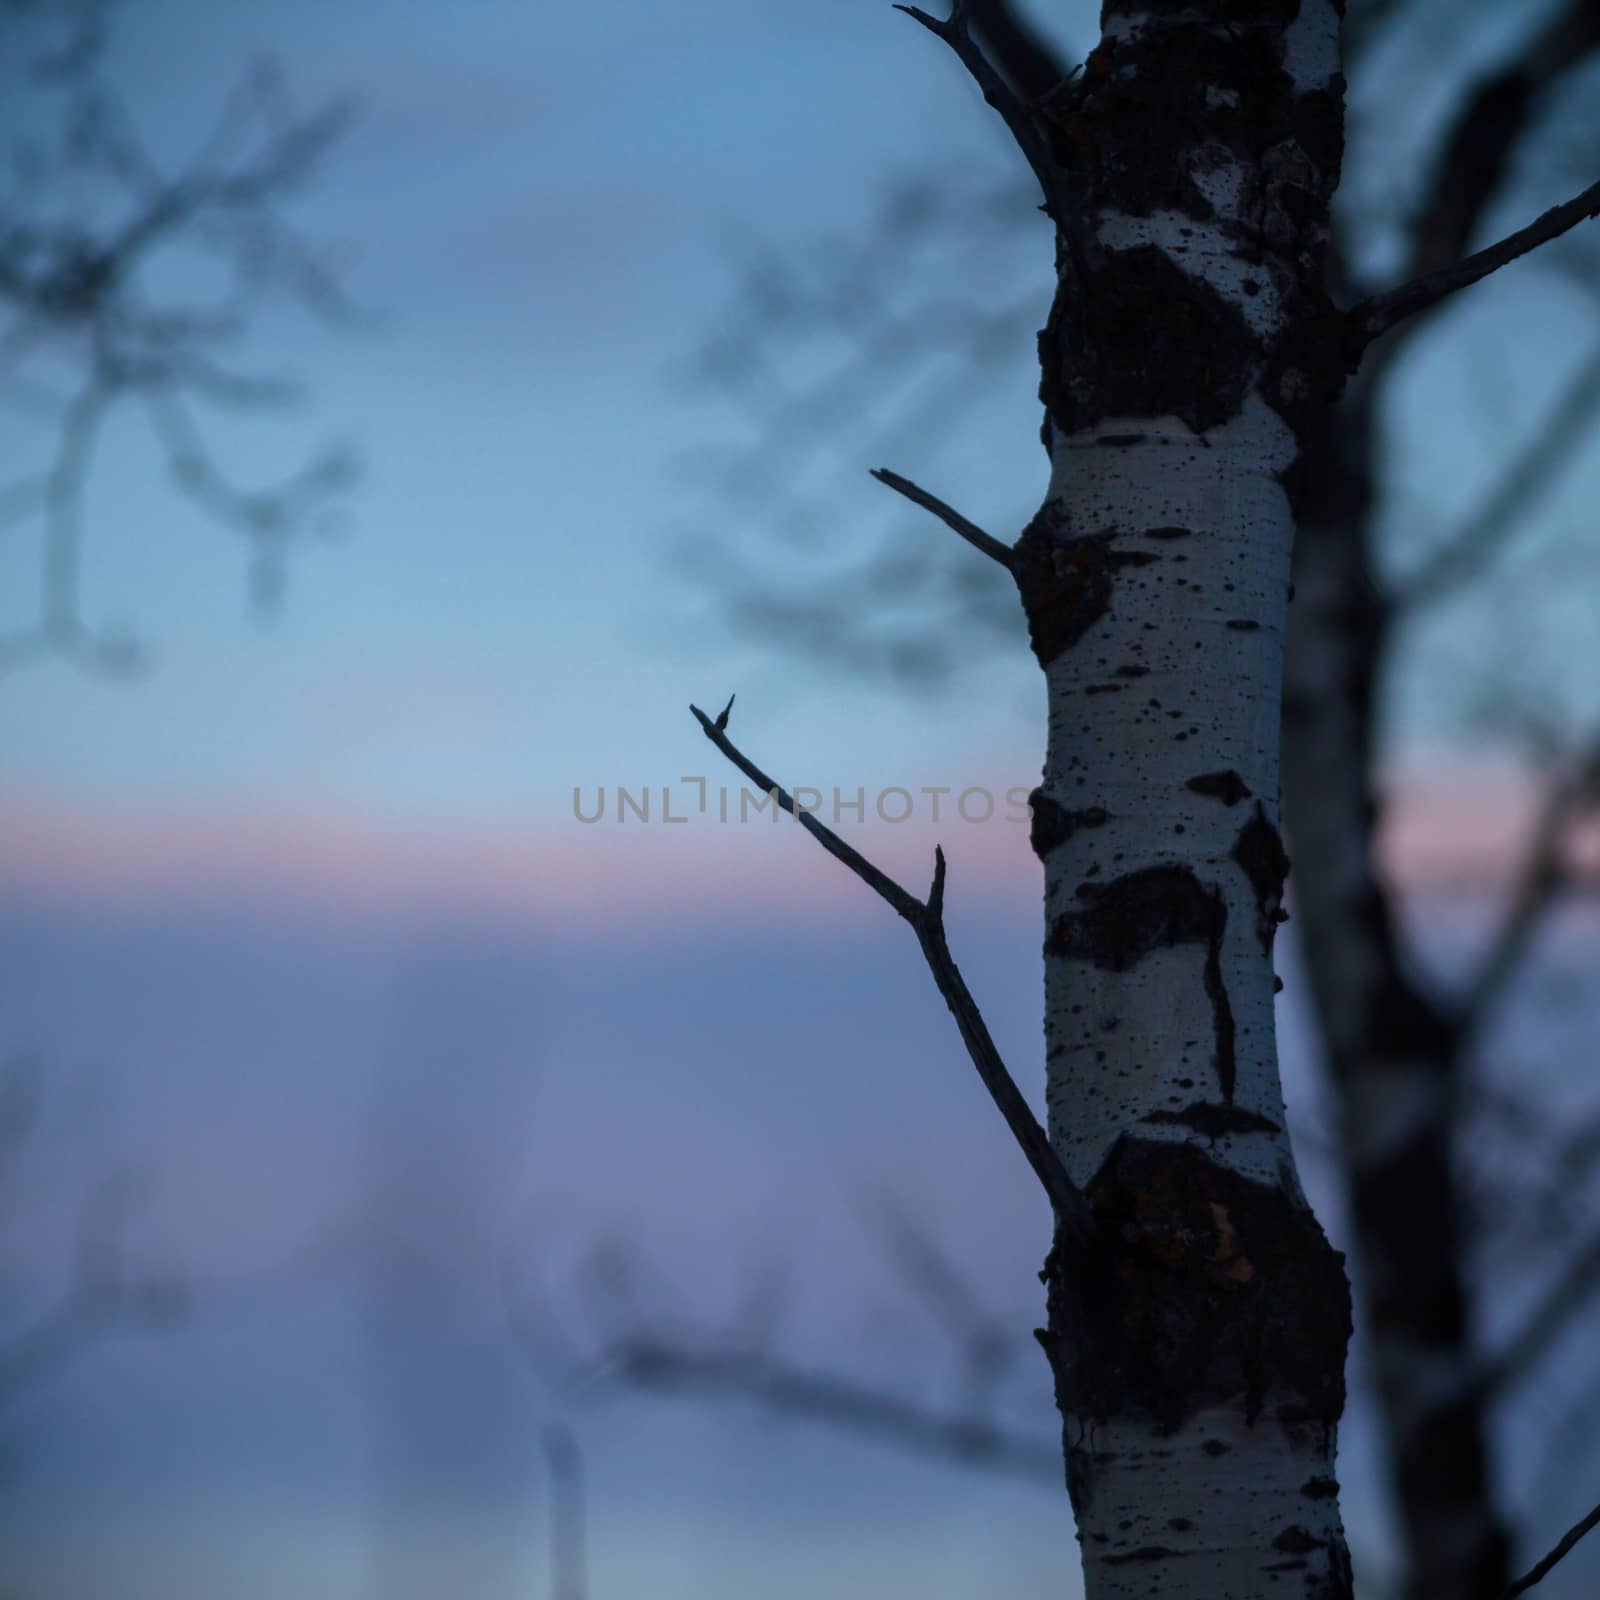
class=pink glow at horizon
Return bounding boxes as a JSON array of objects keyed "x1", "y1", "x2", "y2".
[{"x1": 0, "y1": 765, "x2": 1552, "y2": 924}]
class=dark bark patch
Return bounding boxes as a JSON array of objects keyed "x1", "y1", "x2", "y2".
[
  {"x1": 1143, "y1": 526, "x2": 1192, "y2": 540},
  {"x1": 1046, "y1": 866, "x2": 1215, "y2": 969},
  {"x1": 1039, "y1": 245, "x2": 1258, "y2": 436},
  {"x1": 1273, "y1": 1526, "x2": 1323, "y2": 1553},
  {"x1": 1104, "y1": 1546, "x2": 1185, "y2": 1566},
  {"x1": 1041, "y1": 1138, "x2": 1352, "y2": 1440},
  {"x1": 1186, "y1": 769, "x2": 1252, "y2": 806},
  {"x1": 1047, "y1": 866, "x2": 1235, "y2": 1099},
  {"x1": 1300, "y1": 1476, "x2": 1339, "y2": 1500},
  {"x1": 1225, "y1": 618, "x2": 1261, "y2": 631},
  {"x1": 1201, "y1": 912, "x2": 1237, "y2": 1103},
  {"x1": 1141, "y1": 1103, "x2": 1279, "y2": 1138},
  {"x1": 1028, "y1": 791, "x2": 1110, "y2": 859},
  {"x1": 1013, "y1": 514, "x2": 1160, "y2": 667},
  {"x1": 1096, "y1": 433, "x2": 1147, "y2": 447},
  {"x1": 1231, "y1": 803, "x2": 1291, "y2": 953}
]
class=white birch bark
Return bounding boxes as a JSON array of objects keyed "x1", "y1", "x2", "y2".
[{"x1": 1022, "y1": 5, "x2": 1354, "y2": 1595}]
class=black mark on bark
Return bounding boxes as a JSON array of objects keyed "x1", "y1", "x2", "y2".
[
  {"x1": 1014, "y1": 513, "x2": 1160, "y2": 667},
  {"x1": 1104, "y1": 1545, "x2": 1185, "y2": 1565},
  {"x1": 1186, "y1": 769, "x2": 1252, "y2": 805},
  {"x1": 1231, "y1": 803, "x2": 1292, "y2": 953},
  {"x1": 1047, "y1": 866, "x2": 1235, "y2": 1099},
  {"x1": 1141, "y1": 1103, "x2": 1279, "y2": 1138},
  {"x1": 1029, "y1": 791, "x2": 1110, "y2": 859},
  {"x1": 1274, "y1": 1526, "x2": 1323, "y2": 1553},
  {"x1": 1039, "y1": 245, "x2": 1258, "y2": 436}
]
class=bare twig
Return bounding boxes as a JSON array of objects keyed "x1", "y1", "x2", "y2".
[
  {"x1": 893, "y1": 2, "x2": 1064, "y2": 217},
  {"x1": 1349, "y1": 179, "x2": 1600, "y2": 351},
  {"x1": 689, "y1": 696, "x2": 1095, "y2": 1251},
  {"x1": 869, "y1": 467, "x2": 1014, "y2": 569},
  {"x1": 1504, "y1": 1497, "x2": 1600, "y2": 1596},
  {"x1": 610, "y1": 1336, "x2": 1060, "y2": 1484},
  {"x1": 1396, "y1": 344, "x2": 1600, "y2": 612}
]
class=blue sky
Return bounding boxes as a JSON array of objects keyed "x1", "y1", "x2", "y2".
[
  {"x1": 4, "y1": 0, "x2": 1595, "y2": 839},
  {"x1": 2, "y1": 0, "x2": 1082, "y2": 832}
]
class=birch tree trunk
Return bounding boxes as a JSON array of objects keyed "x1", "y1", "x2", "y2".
[{"x1": 1022, "y1": 6, "x2": 1356, "y2": 1594}]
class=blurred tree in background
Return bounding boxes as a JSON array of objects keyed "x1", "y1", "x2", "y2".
[
  {"x1": 1, "y1": 1, "x2": 355, "y2": 1584},
  {"x1": 0, "y1": 0, "x2": 359, "y2": 676}
]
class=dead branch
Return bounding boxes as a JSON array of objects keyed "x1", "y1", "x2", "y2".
[
  {"x1": 1504, "y1": 1496, "x2": 1600, "y2": 1596},
  {"x1": 869, "y1": 467, "x2": 1014, "y2": 569},
  {"x1": 893, "y1": 2, "x2": 1065, "y2": 218},
  {"x1": 689, "y1": 695, "x2": 1095, "y2": 1252},
  {"x1": 609, "y1": 1335, "x2": 1060, "y2": 1484},
  {"x1": 1348, "y1": 179, "x2": 1600, "y2": 352}
]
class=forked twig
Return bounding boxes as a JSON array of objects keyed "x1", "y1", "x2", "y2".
[{"x1": 690, "y1": 695, "x2": 1094, "y2": 1251}]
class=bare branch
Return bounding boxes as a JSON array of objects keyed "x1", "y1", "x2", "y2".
[
  {"x1": 1477, "y1": 1224, "x2": 1600, "y2": 1401},
  {"x1": 893, "y1": 3, "x2": 1064, "y2": 218},
  {"x1": 689, "y1": 698, "x2": 1095, "y2": 1251},
  {"x1": 870, "y1": 467, "x2": 1015, "y2": 569},
  {"x1": 1396, "y1": 344, "x2": 1600, "y2": 612},
  {"x1": 1348, "y1": 179, "x2": 1600, "y2": 351},
  {"x1": 1504, "y1": 1498, "x2": 1600, "y2": 1596},
  {"x1": 610, "y1": 1336, "x2": 1061, "y2": 1484}
]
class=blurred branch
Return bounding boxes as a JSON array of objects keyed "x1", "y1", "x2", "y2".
[
  {"x1": 608, "y1": 1335, "x2": 1060, "y2": 1485},
  {"x1": 965, "y1": 0, "x2": 1069, "y2": 105},
  {"x1": 1458, "y1": 731, "x2": 1600, "y2": 1045},
  {"x1": 1477, "y1": 1223, "x2": 1600, "y2": 1402},
  {"x1": 855, "y1": 1186, "x2": 1021, "y2": 1407},
  {"x1": 0, "y1": 1166, "x2": 183, "y2": 1407},
  {"x1": 0, "y1": 22, "x2": 361, "y2": 676},
  {"x1": 690, "y1": 695, "x2": 1094, "y2": 1251},
  {"x1": 1394, "y1": 344, "x2": 1600, "y2": 612},
  {"x1": 893, "y1": 2, "x2": 1064, "y2": 218},
  {"x1": 541, "y1": 1424, "x2": 589, "y2": 1600}
]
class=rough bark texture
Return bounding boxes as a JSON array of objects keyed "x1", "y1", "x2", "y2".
[{"x1": 1022, "y1": 4, "x2": 1355, "y2": 1595}]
